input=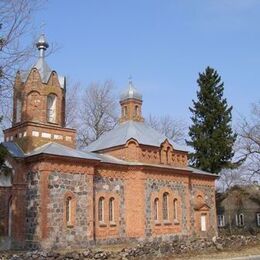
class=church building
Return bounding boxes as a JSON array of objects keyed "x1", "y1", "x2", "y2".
[{"x1": 0, "y1": 35, "x2": 218, "y2": 249}]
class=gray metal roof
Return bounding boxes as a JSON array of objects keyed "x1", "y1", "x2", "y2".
[
  {"x1": 2, "y1": 142, "x2": 215, "y2": 177},
  {"x1": 86, "y1": 120, "x2": 188, "y2": 152},
  {"x1": 2, "y1": 142, "x2": 24, "y2": 158},
  {"x1": 27, "y1": 142, "x2": 99, "y2": 160},
  {"x1": 120, "y1": 81, "x2": 142, "y2": 101},
  {"x1": 19, "y1": 58, "x2": 65, "y2": 88}
]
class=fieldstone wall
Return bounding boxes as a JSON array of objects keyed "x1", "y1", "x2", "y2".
[
  {"x1": 46, "y1": 171, "x2": 89, "y2": 249},
  {"x1": 94, "y1": 175, "x2": 126, "y2": 241},
  {"x1": 25, "y1": 171, "x2": 41, "y2": 250},
  {"x1": 191, "y1": 184, "x2": 217, "y2": 236},
  {"x1": 145, "y1": 179, "x2": 188, "y2": 238}
]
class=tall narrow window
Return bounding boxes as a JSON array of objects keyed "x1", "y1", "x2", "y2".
[
  {"x1": 134, "y1": 105, "x2": 139, "y2": 116},
  {"x1": 154, "y1": 198, "x2": 159, "y2": 221},
  {"x1": 173, "y1": 199, "x2": 178, "y2": 221},
  {"x1": 163, "y1": 192, "x2": 169, "y2": 221},
  {"x1": 201, "y1": 213, "x2": 207, "y2": 231},
  {"x1": 109, "y1": 197, "x2": 115, "y2": 222},
  {"x1": 123, "y1": 106, "x2": 128, "y2": 117},
  {"x1": 8, "y1": 197, "x2": 12, "y2": 237},
  {"x1": 217, "y1": 215, "x2": 225, "y2": 227},
  {"x1": 166, "y1": 147, "x2": 171, "y2": 164},
  {"x1": 16, "y1": 98, "x2": 22, "y2": 123},
  {"x1": 66, "y1": 196, "x2": 72, "y2": 225},
  {"x1": 256, "y1": 213, "x2": 260, "y2": 226},
  {"x1": 47, "y1": 94, "x2": 57, "y2": 123},
  {"x1": 98, "y1": 197, "x2": 105, "y2": 222},
  {"x1": 236, "y1": 213, "x2": 245, "y2": 226}
]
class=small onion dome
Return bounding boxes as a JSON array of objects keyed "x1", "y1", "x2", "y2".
[
  {"x1": 120, "y1": 78, "x2": 142, "y2": 101},
  {"x1": 36, "y1": 34, "x2": 49, "y2": 50}
]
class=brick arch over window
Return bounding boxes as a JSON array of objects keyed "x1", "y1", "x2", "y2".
[
  {"x1": 26, "y1": 90, "x2": 41, "y2": 121},
  {"x1": 64, "y1": 192, "x2": 76, "y2": 227}
]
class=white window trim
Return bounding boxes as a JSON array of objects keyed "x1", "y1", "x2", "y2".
[
  {"x1": 217, "y1": 215, "x2": 225, "y2": 227},
  {"x1": 236, "y1": 213, "x2": 245, "y2": 226},
  {"x1": 256, "y1": 213, "x2": 260, "y2": 226}
]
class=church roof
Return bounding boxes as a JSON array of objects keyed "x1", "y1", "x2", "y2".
[
  {"x1": 2, "y1": 141, "x2": 216, "y2": 177},
  {"x1": 27, "y1": 142, "x2": 98, "y2": 160},
  {"x1": 85, "y1": 120, "x2": 188, "y2": 152}
]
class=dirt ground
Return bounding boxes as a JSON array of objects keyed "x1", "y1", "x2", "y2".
[{"x1": 170, "y1": 244, "x2": 260, "y2": 260}]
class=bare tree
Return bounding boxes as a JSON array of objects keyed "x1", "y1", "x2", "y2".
[
  {"x1": 0, "y1": 0, "x2": 44, "y2": 99},
  {"x1": 235, "y1": 101, "x2": 260, "y2": 178},
  {"x1": 0, "y1": 0, "x2": 46, "y2": 140},
  {"x1": 77, "y1": 81, "x2": 118, "y2": 147},
  {"x1": 65, "y1": 79, "x2": 80, "y2": 129},
  {"x1": 147, "y1": 114, "x2": 187, "y2": 145},
  {"x1": 216, "y1": 166, "x2": 256, "y2": 192}
]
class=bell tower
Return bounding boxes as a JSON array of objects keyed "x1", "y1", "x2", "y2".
[
  {"x1": 4, "y1": 34, "x2": 76, "y2": 153},
  {"x1": 119, "y1": 78, "x2": 144, "y2": 123}
]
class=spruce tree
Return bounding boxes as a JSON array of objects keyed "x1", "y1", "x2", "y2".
[{"x1": 186, "y1": 66, "x2": 236, "y2": 174}]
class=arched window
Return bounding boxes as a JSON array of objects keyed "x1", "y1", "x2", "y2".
[
  {"x1": 16, "y1": 98, "x2": 22, "y2": 123},
  {"x1": 98, "y1": 197, "x2": 105, "y2": 222},
  {"x1": 154, "y1": 198, "x2": 159, "y2": 221},
  {"x1": 8, "y1": 197, "x2": 12, "y2": 237},
  {"x1": 173, "y1": 198, "x2": 178, "y2": 221},
  {"x1": 123, "y1": 106, "x2": 128, "y2": 117},
  {"x1": 166, "y1": 147, "x2": 171, "y2": 164},
  {"x1": 47, "y1": 94, "x2": 57, "y2": 123},
  {"x1": 134, "y1": 105, "x2": 139, "y2": 116},
  {"x1": 109, "y1": 197, "x2": 115, "y2": 222},
  {"x1": 66, "y1": 196, "x2": 72, "y2": 225},
  {"x1": 163, "y1": 192, "x2": 169, "y2": 220},
  {"x1": 236, "y1": 213, "x2": 245, "y2": 226}
]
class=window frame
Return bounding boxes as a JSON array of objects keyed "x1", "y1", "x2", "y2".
[
  {"x1": 98, "y1": 197, "x2": 105, "y2": 223},
  {"x1": 217, "y1": 215, "x2": 225, "y2": 227},
  {"x1": 162, "y1": 192, "x2": 169, "y2": 221},
  {"x1": 154, "y1": 198, "x2": 159, "y2": 222},
  {"x1": 236, "y1": 213, "x2": 245, "y2": 227},
  {"x1": 256, "y1": 213, "x2": 260, "y2": 226},
  {"x1": 64, "y1": 192, "x2": 76, "y2": 228},
  {"x1": 173, "y1": 198, "x2": 178, "y2": 222},
  {"x1": 66, "y1": 196, "x2": 72, "y2": 226},
  {"x1": 47, "y1": 93, "x2": 57, "y2": 123},
  {"x1": 109, "y1": 197, "x2": 115, "y2": 223}
]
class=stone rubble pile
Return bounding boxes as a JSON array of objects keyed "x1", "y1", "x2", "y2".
[{"x1": 0, "y1": 235, "x2": 259, "y2": 260}]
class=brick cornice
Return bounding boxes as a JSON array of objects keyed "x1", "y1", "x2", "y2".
[{"x1": 4, "y1": 120, "x2": 76, "y2": 133}]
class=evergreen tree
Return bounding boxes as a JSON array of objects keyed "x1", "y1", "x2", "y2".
[{"x1": 186, "y1": 66, "x2": 236, "y2": 174}]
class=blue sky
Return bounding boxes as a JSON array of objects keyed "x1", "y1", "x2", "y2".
[{"x1": 33, "y1": 0, "x2": 260, "y2": 124}]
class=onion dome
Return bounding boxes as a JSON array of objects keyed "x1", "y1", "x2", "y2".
[
  {"x1": 120, "y1": 77, "x2": 142, "y2": 101},
  {"x1": 36, "y1": 34, "x2": 49, "y2": 58}
]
